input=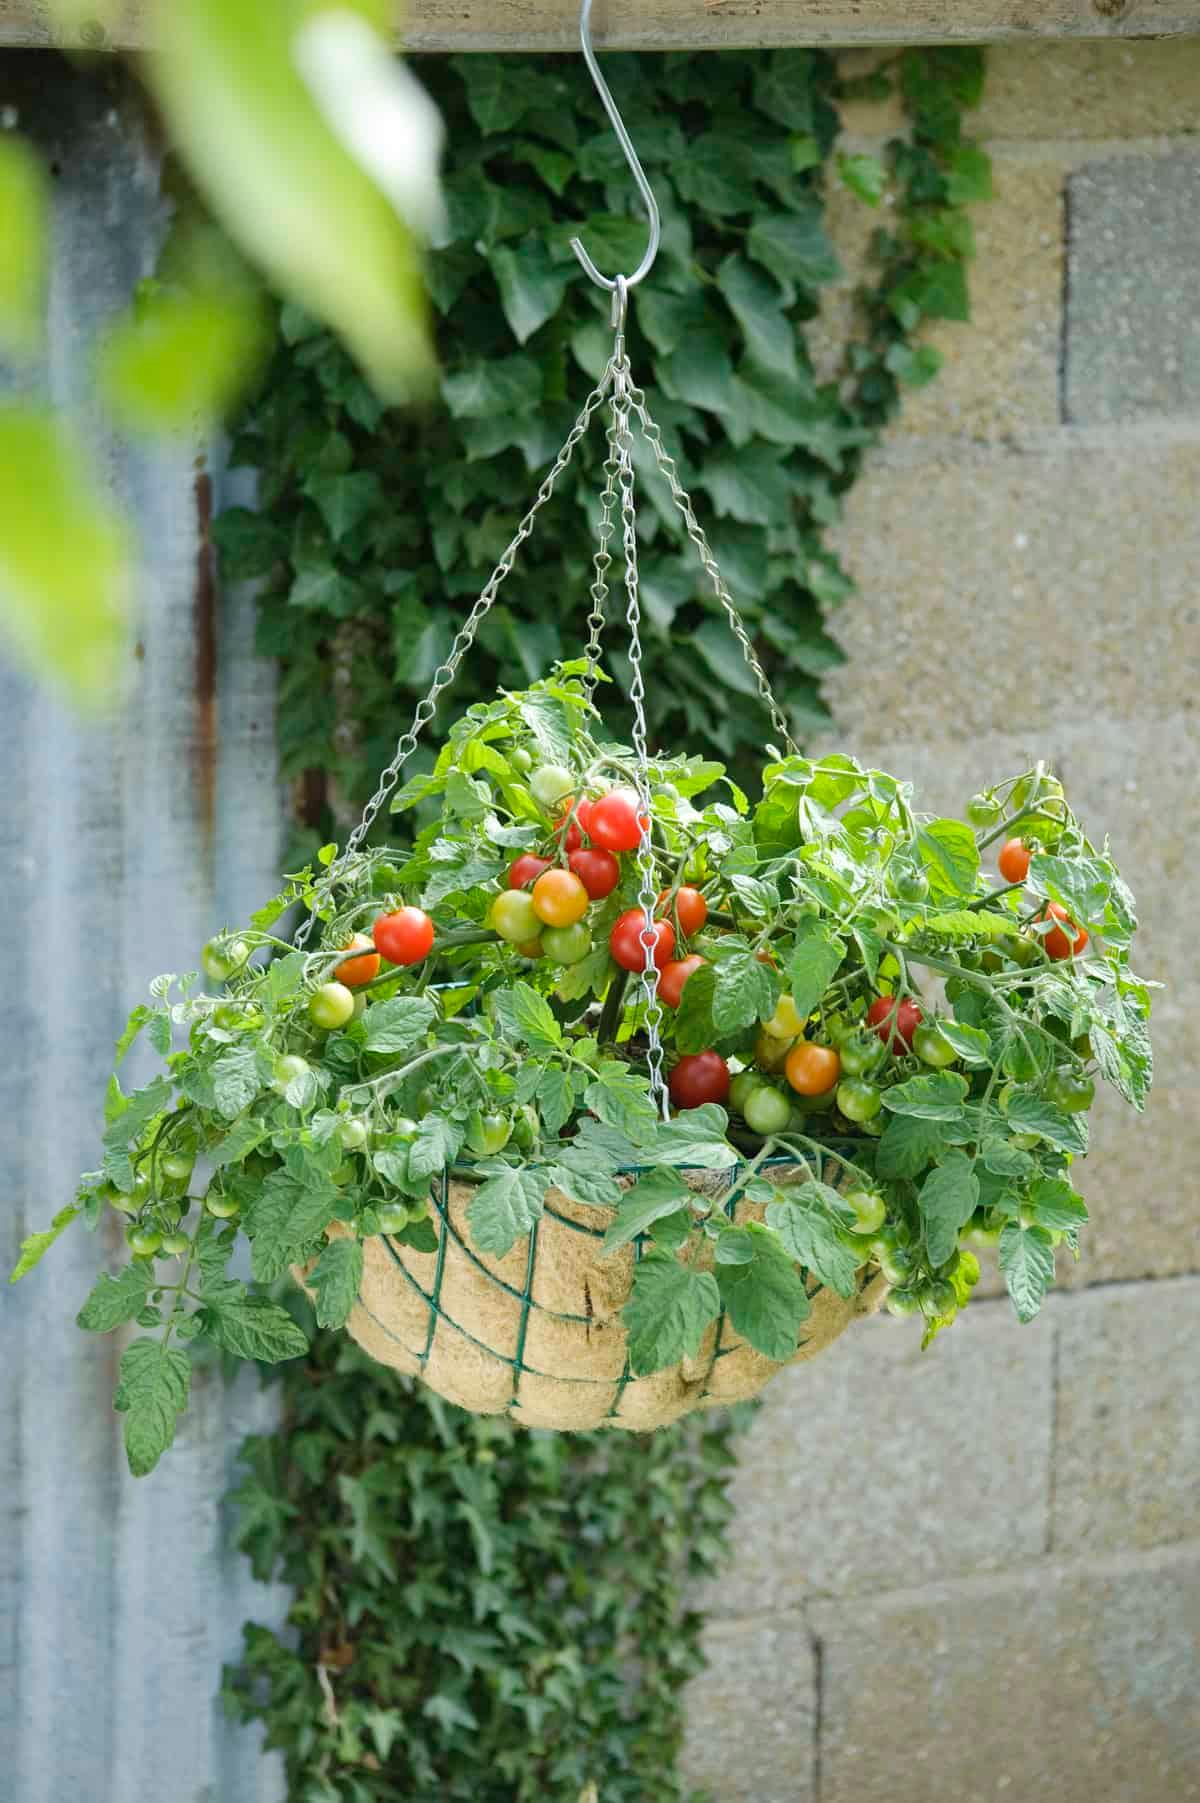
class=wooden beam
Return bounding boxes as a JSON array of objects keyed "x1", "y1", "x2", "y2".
[{"x1": 3, "y1": 0, "x2": 1200, "y2": 53}]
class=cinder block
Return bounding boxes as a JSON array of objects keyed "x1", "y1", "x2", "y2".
[
  {"x1": 1052, "y1": 1278, "x2": 1200, "y2": 1554},
  {"x1": 680, "y1": 1613, "x2": 816, "y2": 1803},
  {"x1": 699, "y1": 1298, "x2": 1052, "y2": 1619},
  {"x1": 1066, "y1": 155, "x2": 1200, "y2": 424},
  {"x1": 977, "y1": 41, "x2": 1200, "y2": 141},
  {"x1": 809, "y1": 1544, "x2": 1200, "y2": 1803}
]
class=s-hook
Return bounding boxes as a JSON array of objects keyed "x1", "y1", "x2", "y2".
[{"x1": 569, "y1": 0, "x2": 661, "y2": 321}]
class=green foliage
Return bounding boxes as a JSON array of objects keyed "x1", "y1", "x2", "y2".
[
  {"x1": 223, "y1": 1334, "x2": 746, "y2": 1802},
  {"x1": 215, "y1": 47, "x2": 990, "y2": 842}
]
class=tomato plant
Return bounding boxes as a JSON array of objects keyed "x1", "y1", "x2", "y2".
[{"x1": 17, "y1": 674, "x2": 1151, "y2": 1474}]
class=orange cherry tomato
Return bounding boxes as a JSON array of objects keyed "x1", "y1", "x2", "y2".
[
  {"x1": 1039, "y1": 901, "x2": 1088, "y2": 960},
  {"x1": 336, "y1": 932, "x2": 381, "y2": 988},
  {"x1": 658, "y1": 955, "x2": 705, "y2": 1010},
  {"x1": 785, "y1": 1042, "x2": 841, "y2": 1097},
  {"x1": 657, "y1": 886, "x2": 707, "y2": 938},
  {"x1": 531, "y1": 867, "x2": 590, "y2": 928},
  {"x1": 998, "y1": 839, "x2": 1031, "y2": 884}
]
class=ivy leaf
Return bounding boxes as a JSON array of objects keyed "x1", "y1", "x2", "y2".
[
  {"x1": 10, "y1": 1203, "x2": 80, "y2": 1283},
  {"x1": 999, "y1": 1222, "x2": 1056, "y2": 1323},
  {"x1": 623, "y1": 1252, "x2": 721, "y2": 1375},
  {"x1": 304, "y1": 470, "x2": 383, "y2": 542},
  {"x1": 304, "y1": 1236, "x2": 365, "y2": 1330},
  {"x1": 917, "y1": 819, "x2": 980, "y2": 897},
  {"x1": 602, "y1": 1169, "x2": 692, "y2": 1253},
  {"x1": 363, "y1": 995, "x2": 436, "y2": 1054},
  {"x1": 875, "y1": 1112, "x2": 949, "y2": 1180},
  {"x1": 466, "y1": 1163, "x2": 550, "y2": 1257},
  {"x1": 492, "y1": 981, "x2": 562, "y2": 1054},
  {"x1": 881, "y1": 1071, "x2": 969, "y2": 1119},
  {"x1": 789, "y1": 921, "x2": 846, "y2": 1018},
  {"x1": 946, "y1": 144, "x2": 993, "y2": 205},
  {"x1": 76, "y1": 1262, "x2": 153, "y2": 1333},
  {"x1": 442, "y1": 353, "x2": 542, "y2": 419},
  {"x1": 715, "y1": 1224, "x2": 810, "y2": 1361},
  {"x1": 918, "y1": 1151, "x2": 980, "y2": 1266},
  {"x1": 203, "y1": 1285, "x2": 311, "y2": 1361},
  {"x1": 113, "y1": 1338, "x2": 191, "y2": 1477},
  {"x1": 837, "y1": 152, "x2": 886, "y2": 205},
  {"x1": 765, "y1": 1183, "x2": 858, "y2": 1298},
  {"x1": 712, "y1": 952, "x2": 778, "y2": 1034},
  {"x1": 584, "y1": 1063, "x2": 658, "y2": 1146},
  {"x1": 747, "y1": 207, "x2": 841, "y2": 290},
  {"x1": 491, "y1": 240, "x2": 569, "y2": 344},
  {"x1": 889, "y1": 260, "x2": 970, "y2": 325},
  {"x1": 715, "y1": 253, "x2": 797, "y2": 377}
]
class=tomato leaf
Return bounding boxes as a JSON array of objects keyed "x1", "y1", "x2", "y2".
[
  {"x1": 10, "y1": 1203, "x2": 80, "y2": 1283},
  {"x1": 999, "y1": 1221, "x2": 1056, "y2": 1322},
  {"x1": 622, "y1": 1252, "x2": 721, "y2": 1375},
  {"x1": 715, "y1": 1223, "x2": 811, "y2": 1360},
  {"x1": 918, "y1": 1150, "x2": 980, "y2": 1266},
  {"x1": 602, "y1": 1169, "x2": 692, "y2": 1253},
  {"x1": 76, "y1": 1262, "x2": 154, "y2": 1332},
  {"x1": 210, "y1": 1116, "x2": 271, "y2": 1169},
  {"x1": 535, "y1": 1067, "x2": 575, "y2": 1137},
  {"x1": 881, "y1": 1071, "x2": 969, "y2": 1119},
  {"x1": 243, "y1": 1165, "x2": 340, "y2": 1282},
  {"x1": 363, "y1": 995, "x2": 437, "y2": 1055},
  {"x1": 1025, "y1": 1177, "x2": 1088, "y2": 1232},
  {"x1": 583, "y1": 1063, "x2": 658, "y2": 1146},
  {"x1": 202, "y1": 1283, "x2": 311, "y2": 1361},
  {"x1": 936, "y1": 1019, "x2": 993, "y2": 1064},
  {"x1": 712, "y1": 951, "x2": 779, "y2": 1034},
  {"x1": 917, "y1": 819, "x2": 979, "y2": 898},
  {"x1": 407, "y1": 1113, "x2": 464, "y2": 1182},
  {"x1": 672, "y1": 961, "x2": 720, "y2": 1055},
  {"x1": 114, "y1": 1338, "x2": 192, "y2": 1477},
  {"x1": 875, "y1": 1112, "x2": 948, "y2": 1180},
  {"x1": 765, "y1": 1181, "x2": 858, "y2": 1297},
  {"x1": 100, "y1": 1075, "x2": 174, "y2": 1190},
  {"x1": 788, "y1": 921, "x2": 846, "y2": 1018},
  {"x1": 1004, "y1": 1091, "x2": 1088, "y2": 1154},
  {"x1": 643, "y1": 1104, "x2": 740, "y2": 1170},
  {"x1": 212, "y1": 1043, "x2": 267, "y2": 1120},
  {"x1": 493, "y1": 981, "x2": 562, "y2": 1054},
  {"x1": 466, "y1": 1163, "x2": 550, "y2": 1257}
]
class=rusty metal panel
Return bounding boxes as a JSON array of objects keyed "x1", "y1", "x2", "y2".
[{"x1": 0, "y1": 56, "x2": 285, "y2": 1803}]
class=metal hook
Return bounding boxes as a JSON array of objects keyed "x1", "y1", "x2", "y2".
[{"x1": 569, "y1": 0, "x2": 661, "y2": 294}]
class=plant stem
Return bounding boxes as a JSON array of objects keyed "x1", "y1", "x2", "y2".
[{"x1": 597, "y1": 967, "x2": 630, "y2": 1047}]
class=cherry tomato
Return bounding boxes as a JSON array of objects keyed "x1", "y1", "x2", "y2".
[
  {"x1": 373, "y1": 906, "x2": 435, "y2": 966},
  {"x1": 896, "y1": 867, "x2": 929, "y2": 903},
  {"x1": 508, "y1": 854, "x2": 552, "y2": 890},
  {"x1": 517, "y1": 937, "x2": 544, "y2": 960},
  {"x1": 669, "y1": 1051, "x2": 730, "y2": 1110},
  {"x1": 866, "y1": 995, "x2": 924, "y2": 1051},
  {"x1": 490, "y1": 890, "x2": 540, "y2": 944},
  {"x1": 377, "y1": 1202, "x2": 410, "y2": 1233},
  {"x1": 658, "y1": 954, "x2": 705, "y2": 1009},
  {"x1": 838, "y1": 1033, "x2": 886, "y2": 1077},
  {"x1": 542, "y1": 922, "x2": 592, "y2": 965},
  {"x1": 610, "y1": 909, "x2": 675, "y2": 973},
  {"x1": 886, "y1": 1288, "x2": 922, "y2": 1318},
  {"x1": 336, "y1": 932, "x2": 381, "y2": 988},
  {"x1": 205, "y1": 1192, "x2": 240, "y2": 1220},
  {"x1": 213, "y1": 1001, "x2": 262, "y2": 1031},
  {"x1": 509, "y1": 747, "x2": 533, "y2": 774},
  {"x1": 159, "y1": 1231, "x2": 191, "y2": 1257},
  {"x1": 273, "y1": 1053, "x2": 311, "y2": 1095},
  {"x1": 589, "y1": 789, "x2": 649, "y2": 853},
  {"x1": 920, "y1": 1280, "x2": 958, "y2": 1319},
  {"x1": 1046, "y1": 1067, "x2": 1095, "y2": 1114},
  {"x1": 762, "y1": 995, "x2": 806, "y2": 1041},
  {"x1": 967, "y1": 793, "x2": 1002, "y2": 827},
  {"x1": 876, "y1": 1239, "x2": 918, "y2": 1285},
  {"x1": 160, "y1": 1151, "x2": 194, "y2": 1183},
  {"x1": 728, "y1": 1071, "x2": 759, "y2": 1115},
  {"x1": 337, "y1": 1116, "x2": 369, "y2": 1152},
  {"x1": 530, "y1": 763, "x2": 574, "y2": 808},
  {"x1": 512, "y1": 1104, "x2": 539, "y2": 1152},
  {"x1": 531, "y1": 868, "x2": 589, "y2": 928},
  {"x1": 754, "y1": 1030, "x2": 794, "y2": 1074},
  {"x1": 742, "y1": 1084, "x2": 790, "y2": 1135},
  {"x1": 308, "y1": 981, "x2": 356, "y2": 1031},
  {"x1": 785, "y1": 1042, "x2": 841, "y2": 1097},
  {"x1": 569, "y1": 847, "x2": 620, "y2": 900},
  {"x1": 657, "y1": 886, "x2": 707, "y2": 937},
  {"x1": 466, "y1": 1112, "x2": 512, "y2": 1157},
  {"x1": 1039, "y1": 902, "x2": 1088, "y2": 961},
  {"x1": 913, "y1": 1022, "x2": 958, "y2": 1068},
  {"x1": 837, "y1": 1077, "x2": 882, "y2": 1122},
  {"x1": 845, "y1": 1187, "x2": 887, "y2": 1235},
  {"x1": 126, "y1": 1226, "x2": 162, "y2": 1257},
  {"x1": 998, "y1": 838, "x2": 1032, "y2": 884},
  {"x1": 202, "y1": 937, "x2": 249, "y2": 984}
]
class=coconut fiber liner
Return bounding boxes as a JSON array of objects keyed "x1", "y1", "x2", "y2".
[{"x1": 302, "y1": 1160, "x2": 888, "y2": 1431}]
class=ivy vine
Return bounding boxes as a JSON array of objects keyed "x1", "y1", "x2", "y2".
[{"x1": 215, "y1": 46, "x2": 989, "y2": 852}]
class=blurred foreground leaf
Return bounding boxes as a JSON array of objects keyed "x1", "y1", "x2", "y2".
[
  {"x1": 0, "y1": 135, "x2": 48, "y2": 350},
  {"x1": 99, "y1": 282, "x2": 269, "y2": 433},
  {"x1": 0, "y1": 410, "x2": 131, "y2": 703},
  {"x1": 144, "y1": 0, "x2": 440, "y2": 402}
]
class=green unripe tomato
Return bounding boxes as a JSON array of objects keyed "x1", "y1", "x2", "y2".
[
  {"x1": 205, "y1": 1193, "x2": 241, "y2": 1220},
  {"x1": 839, "y1": 1033, "x2": 885, "y2": 1077},
  {"x1": 541, "y1": 922, "x2": 592, "y2": 965},
  {"x1": 490, "y1": 889, "x2": 540, "y2": 944},
  {"x1": 466, "y1": 1111, "x2": 512, "y2": 1158},
  {"x1": 512, "y1": 1104, "x2": 540, "y2": 1152},
  {"x1": 337, "y1": 1116, "x2": 369, "y2": 1152},
  {"x1": 837, "y1": 1078, "x2": 882, "y2": 1123},
  {"x1": 330, "y1": 1162, "x2": 357, "y2": 1187},
  {"x1": 273, "y1": 1053, "x2": 311, "y2": 1095},
  {"x1": 845, "y1": 1187, "x2": 887, "y2": 1235},
  {"x1": 886, "y1": 1288, "x2": 922, "y2": 1318},
  {"x1": 920, "y1": 1280, "x2": 958, "y2": 1319},
  {"x1": 790, "y1": 1081, "x2": 839, "y2": 1118},
  {"x1": 510, "y1": 746, "x2": 533, "y2": 773},
  {"x1": 913, "y1": 1022, "x2": 958, "y2": 1069},
  {"x1": 1046, "y1": 1068, "x2": 1095, "y2": 1114},
  {"x1": 213, "y1": 1001, "x2": 263, "y2": 1031},
  {"x1": 308, "y1": 981, "x2": 356, "y2": 1031},
  {"x1": 877, "y1": 1242, "x2": 918, "y2": 1287},
  {"x1": 416, "y1": 1085, "x2": 437, "y2": 1116},
  {"x1": 895, "y1": 866, "x2": 929, "y2": 903},
  {"x1": 159, "y1": 1231, "x2": 191, "y2": 1257},
  {"x1": 201, "y1": 937, "x2": 249, "y2": 984},
  {"x1": 960, "y1": 1219, "x2": 1002, "y2": 1250},
  {"x1": 161, "y1": 1151, "x2": 194, "y2": 1183},
  {"x1": 389, "y1": 1116, "x2": 419, "y2": 1140},
  {"x1": 741, "y1": 1084, "x2": 791, "y2": 1136},
  {"x1": 967, "y1": 792, "x2": 1002, "y2": 827},
  {"x1": 155, "y1": 1201, "x2": 183, "y2": 1230},
  {"x1": 529, "y1": 763, "x2": 574, "y2": 808},
  {"x1": 728, "y1": 1071, "x2": 758, "y2": 1115},
  {"x1": 126, "y1": 1225, "x2": 162, "y2": 1257},
  {"x1": 108, "y1": 1188, "x2": 140, "y2": 1216},
  {"x1": 376, "y1": 1202, "x2": 409, "y2": 1233}
]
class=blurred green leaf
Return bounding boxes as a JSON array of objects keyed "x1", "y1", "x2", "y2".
[
  {"x1": 145, "y1": 0, "x2": 440, "y2": 403},
  {"x1": 98, "y1": 284, "x2": 269, "y2": 433},
  {"x1": 0, "y1": 410, "x2": 130, "y2": 704},
  {"x1": 0, "y1": 135, "x2": 48, "y2": 351}
]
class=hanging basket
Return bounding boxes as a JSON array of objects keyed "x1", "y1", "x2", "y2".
[{"x1": 302, "y1": 1161, "x2": 889, "y2": 1431}]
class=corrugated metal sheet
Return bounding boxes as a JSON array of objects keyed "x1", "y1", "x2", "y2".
[{"x1": 0, "y1": 55, "x2": 286, "y2": 1803}]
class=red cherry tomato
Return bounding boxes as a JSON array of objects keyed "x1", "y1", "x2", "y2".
[
  {"x1": 554, "y1": 798, "x2": 593, "y2": 853},
  {"x1": 668, "y1": 1051, "x2": 730, "y2": 1110},
  {"x1": 657, "y1": 885, "x2": 708, "y2": 938},
  {"x1": 589, "y1": 789, "x2": 649, "y2": 853},
  {"x1": 1039, "y1": 901, "x2": 1088, "y2": 960},
  {"x1": 998, "y1": 838, "x2": 1031, "y2": 884},
  {"x1": 373, "y1": 906, "x2": 435, "y2": 966},
  {"x1": 657, "y1": 954, "x2": 705, "y2": 1009},
  {"x1": 336, "y1": 933, "x2": 381, "y2": 988},
  {"x1": 610, "y1": 909, "x2": 676, "y2": 973},
  {"x1": 508, "y1": 854, "x2": 552, "y2": 890},
  {"x1": 569, "y1": 847, "x2": 620, "y2": 900},
  {"x1": 866, "y1": 994, "x2": 924, "y2": 1051}
]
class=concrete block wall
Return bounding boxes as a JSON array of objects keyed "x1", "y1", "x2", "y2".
[{"x1": 684, "y1": 42, "x2": 1200, "y2": 1802}]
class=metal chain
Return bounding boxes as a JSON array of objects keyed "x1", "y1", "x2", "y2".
[
  {"x1": 581, "y1": 403, "x2": 621, "y2": 707},
  {"x1": 610, "y1": 303, "x2": 669, "y2": 1119},
  {"x1": 627, "y1": 382, "x2": 799, "y2": 756},
  {"x1": 293, "y1": 361, "x2": 617, "y2": 948}
]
